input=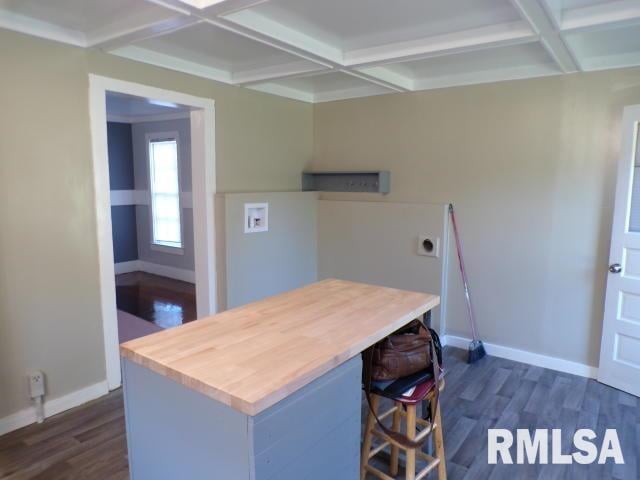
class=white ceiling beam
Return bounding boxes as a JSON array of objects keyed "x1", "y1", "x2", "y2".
[
  {"x1": 110, "y1": 45, "x2": 232, "y2": 84},
  {"x1": 341, "y1": 70, "x2": 408, "y2": 93},
  {"x1": 0, "y1": 8, "x2": 86, "y2": 47},
  {"x1": 142, "y1": 0, "x2": 193, "y2": 16},
  {"x1": 204, "y1": 0, "x2": 271, "y2": 17},
  {"x1": 560, "y1": 0, "x2": 640, "y2": 33},
  {"x1": 145, "y1": 2, "x2": 416, "y2": 93},
  {"x1": 211, "y1": 15, "x2": 415, "y2": 91},
  {"x1": 247, "y1": 83, "x2": 315, "y2": 103},
  {"x1": 313, "y1": 84, "x2": 396, "y2": 104},
  {"x1": 509, "y1": 0, "x2": 579, "y2": 73},
  {"x1": 343, "y1": 21, "x2": 537, "y2": 69},
  {"x1": 354, "y1": 66, "x2": 415, "y2": 91},
  {"x1": 144, "y1": 0, "x2": 268, "y2": 17},
  {"x1": 90, "y1": 16, "x2": 202, "y2": 51},
  {"x1": 233, "y1": 62, "x2": 331, "y2": 85},
  {"x1": 413, "y1": 63, "x2": 560, "y2": 92}
]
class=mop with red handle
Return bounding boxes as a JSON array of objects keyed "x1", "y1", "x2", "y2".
[{"x1": 449, "y1": 203, "x2": 486, "y2": 363}]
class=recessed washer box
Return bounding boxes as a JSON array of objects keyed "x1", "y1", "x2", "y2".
[
  {"x1": 417, "y1": 235, "x2": 440, "y2": 257},
  {"x1": 245, "y1": 203, "x2": 268, "y2": 233}
]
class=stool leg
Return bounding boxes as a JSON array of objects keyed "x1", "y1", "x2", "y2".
[
  {"x1": 361, "y1": 394, "x2": 379, "y2": 480},
  {"x1": 405, "y1": 405, "x2": 417, "y2": 480},
  {"x1": 390, "y1": 401, "x2": 402, "y2": 476},
  {"x1": 430, "y1": 399, "x2": 447, "y2": 480}
]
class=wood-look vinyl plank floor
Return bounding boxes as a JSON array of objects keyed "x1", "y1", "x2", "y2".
[{"x1": 1, "y1": 347, "x2": 638, "y2": 479}]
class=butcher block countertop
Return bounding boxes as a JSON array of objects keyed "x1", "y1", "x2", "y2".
[{"x1": 120, "y1": 279, "x2": 440, "y2": 416}]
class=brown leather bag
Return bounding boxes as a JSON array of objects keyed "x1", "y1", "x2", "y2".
[
  {"x1": 363, "y1": 319, "x2": 441, "y2": 449},
  {"x1": 371, "y1": 320, "x2": 433, "y2": 381}
]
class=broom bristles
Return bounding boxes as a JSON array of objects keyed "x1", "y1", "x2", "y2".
[{"x1": 468, "y1": 339, "x2": 486, "y2": 364}]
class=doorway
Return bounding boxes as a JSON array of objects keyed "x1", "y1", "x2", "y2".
[
  {"x1": 89, "y1": 76, "x2": 217, "y2": 390},
  {"x1": 106, "y1": 93, "x2": 197, "y2": 340}
]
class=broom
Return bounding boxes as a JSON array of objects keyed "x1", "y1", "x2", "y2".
[{"x1": 449, "y1": 203, "x2": 486, "y2": 363}]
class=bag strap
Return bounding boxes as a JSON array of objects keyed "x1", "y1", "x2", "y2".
[{"x1": 363, "y1": 320, "x2": 441, "y2": 449}]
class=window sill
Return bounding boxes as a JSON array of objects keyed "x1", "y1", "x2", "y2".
[{"x1": 151, "y1": 243, "x2": 185, "y2": 255}]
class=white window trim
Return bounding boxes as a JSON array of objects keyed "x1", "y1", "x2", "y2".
[{"x1": 146, "y1": 131, "x2": 184, "y2": 255}]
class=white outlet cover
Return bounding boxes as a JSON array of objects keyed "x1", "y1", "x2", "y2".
[
  {"x1": 417, "y1": 235, "x2": 440, "y2": 257},
  {"x1": 244, "y1": 203, "x2": 268, "y2": 233}
]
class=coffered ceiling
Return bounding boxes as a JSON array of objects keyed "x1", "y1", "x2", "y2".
[{"x1": 1, "y1": 0, "x2": 639, "y2": 102}]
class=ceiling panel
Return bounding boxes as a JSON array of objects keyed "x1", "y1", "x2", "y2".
[
  {"x1": 541, "y1": 0, "x2": 637, "y2": 32},
  {"x1": 134, "y1": 22, "x2": 321, "y2": 74},
  {"x1": 564, "y1": 23, "x2": 640, "y2": 70},
  {"x1": 225, "y1": 0, "x2": 523, "y2": 52},
  {"x1": 364, "y1": 42, "x2": 560, "y2": 90},
  {"x1": 3, "y1": 0, "x2": 640, "y2": 102},
  {"x1": 0, "y1": 0, "x2": 174, "y2": 35},
  {"x1": 249, "y1": 71, "x2": 394, "y2": 102},
  {"x1": 544, "y1": 0, "x2": 612, "y2": 11},
  {"x1": 383, "y1": 42, "x2": 556, "y2": 78}
]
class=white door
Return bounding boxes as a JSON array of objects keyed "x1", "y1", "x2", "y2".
[{"x1": 599, "y1": 105, "x2": 640, "y2": 397}]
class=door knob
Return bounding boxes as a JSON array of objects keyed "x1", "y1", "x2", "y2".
[{"x1": 609, "y1": 263, "x2": 622, "y2": 274}]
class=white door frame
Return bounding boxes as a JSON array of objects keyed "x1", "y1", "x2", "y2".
[{"x1": 89, "y1": 75, "x2": 217, "y2": 390}]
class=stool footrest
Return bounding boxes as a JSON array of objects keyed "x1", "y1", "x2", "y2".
[
  {"x1": 371, "y1": 424, "x2": 433, "y2": 448},
  {"x1": 377, "y1": 405, "x2": 399, "y2": 422},
  {"x1": 364, "y1": 464, "x2": 395, "y2": 480},
  {"x1": 416, "y1": 455, "x2": 440, "y2": 480},
  {"x1": 368, "y1": 440, "x2": 391, "y2": 460}
]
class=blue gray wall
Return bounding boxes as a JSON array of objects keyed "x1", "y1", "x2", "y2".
[
  {"x1": 218, "y1": 192, "x2": 318, "y2": 309},
  {"x1": 108, "y1": 122, "x2": 138, "y2": 263},
  {"x1": 107, "y1": 122, "x2": 134, "y2": 190},
  {"x1": 111, "y1": 206, "x2": 138, "y2": 263}
]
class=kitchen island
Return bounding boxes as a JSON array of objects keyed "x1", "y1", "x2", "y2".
[{"x1": 120, "y1": 279, "x2": 440, "y2": 480}]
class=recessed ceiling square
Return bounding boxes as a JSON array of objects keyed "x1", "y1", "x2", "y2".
[
  {"x1": 135, "y1": 22, "x2": 319, "y2": 74},
  {"x1": 226, "y1": 0, "x2": 523, "y2": 52},
  {"x1": 365, "y1": 42, "x2": 559, "y2": 90},
  {"x1": 250, "y1": 71, "x2": 393, "y2": 103},
  {"x1": 0, "y1": 0, "x2": 174, "y2": 34},
  {"x1": 565, "y1": 24, "x2": 640, "y2": 70}
]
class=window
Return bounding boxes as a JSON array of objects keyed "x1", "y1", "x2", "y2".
[{"x1": 148, "y1": 136, "x2": 182, "y2": 250}]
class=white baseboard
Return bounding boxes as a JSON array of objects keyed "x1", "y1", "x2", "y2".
[
  {"x1": 114, "y1": 260, "x2": 139, "y2": 275},
  {"x1": 114, "y1": 260, "x2": 195, "y2": 283},
  {"x1": 0, "y1": 380, "x2": 109, "y2": 436},
  {"x1": 139, "y1": 261, "x2": 195, "y2": 283},
  {"x1": 442, "y1": 335, "x2": 598, "y2": 379}
]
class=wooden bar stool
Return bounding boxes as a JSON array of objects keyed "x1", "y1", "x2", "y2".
[{"x1": 361, "y1": 378, "x2": 446, "y2": 480}]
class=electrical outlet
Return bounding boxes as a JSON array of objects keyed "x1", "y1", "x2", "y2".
[
  {"x1": 28, "y1": 370, "x2": 45, "y2": 398},
  {"x1": 417, "y1": 235, "x2": 440, "y2": 258}
]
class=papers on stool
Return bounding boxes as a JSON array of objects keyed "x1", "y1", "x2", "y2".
[{"x1": 402, "y1": 386, "x2": 416, "y2": 397}]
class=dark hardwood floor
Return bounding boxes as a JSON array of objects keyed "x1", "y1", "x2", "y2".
[
  {"x1": 1, "y1": 348, "x2": 638, "y2": 479},
  {"x1": 115, "y1": 271, "x2": 196, "y2": 329}
]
